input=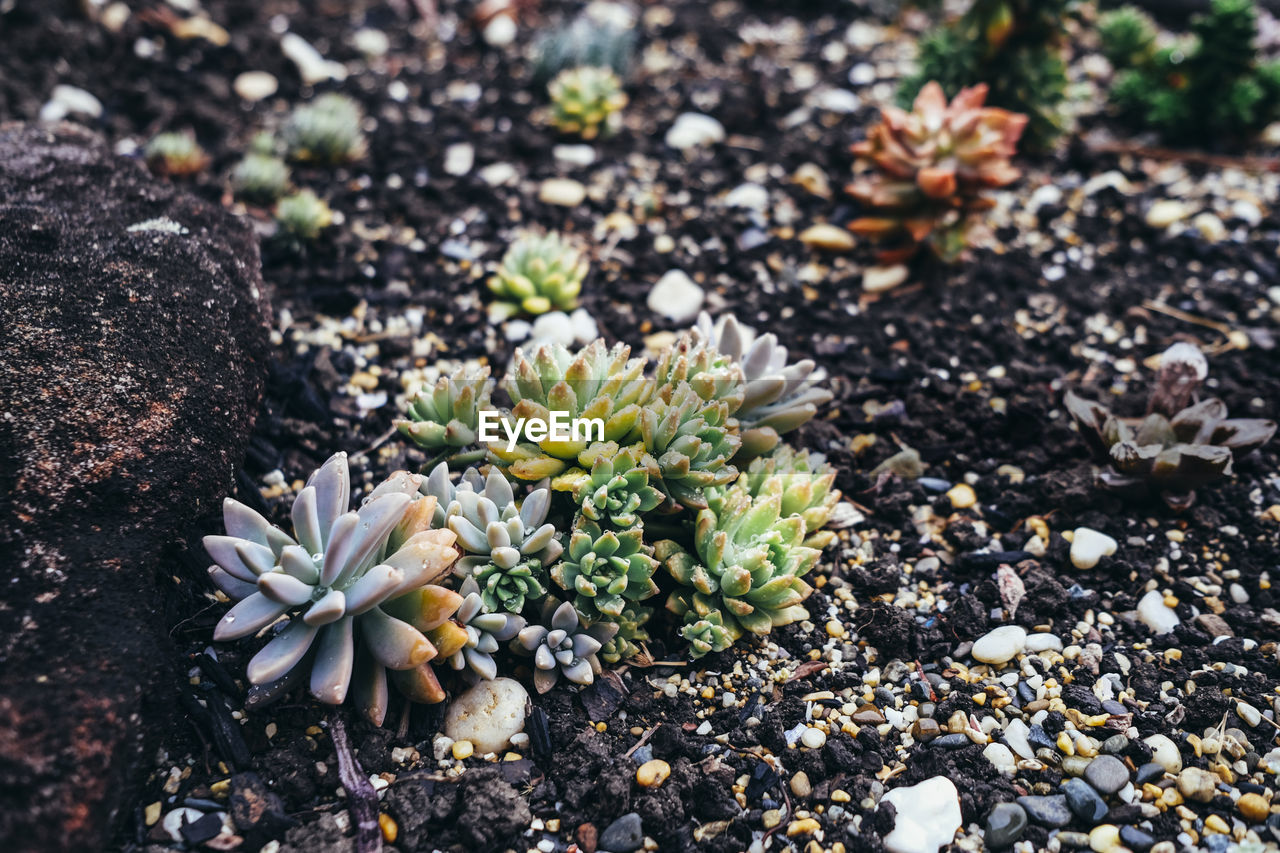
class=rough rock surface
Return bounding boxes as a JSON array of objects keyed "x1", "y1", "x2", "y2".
[{"x1": 0, "y1": 122, "x2": 271, "y2": 852}]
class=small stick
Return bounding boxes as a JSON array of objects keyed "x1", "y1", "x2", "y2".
[
  {"x1": 329, "y1": 714, "x2": 382, "y2": 853},
  {"x1": 624, "y1": 722, "x2": 661, "y2": 758}
]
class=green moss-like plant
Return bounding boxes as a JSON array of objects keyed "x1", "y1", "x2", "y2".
[
  {"x1": 275, "y1": 190, "x2": 333, "y2": 241},
  {"x1": 282, "y1": 92, "x2": 367, "y2": 164},
  {"x1": 548, "y1": 66, "x2": 628, "y2": 140},
  {"x1": 145, "y1": 131, "x2": 210, "y2": 177},
  {"x1": 488, "y1": 232, "x2": 588, "y2": 319},
  {"x1": 899, "y1": 0, "x2": 1076, "y2": 150},
  {"x1": 231, "y1": 153, "x2": 291, "y2": 205},
  {"x1": 1103, "y1": 0, "x2": 1280, "y2": 144}
]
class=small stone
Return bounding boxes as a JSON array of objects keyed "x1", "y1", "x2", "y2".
[
  {"x1": 946, "y1": 483, "x2": 976, "y2": 509},
  {"x1": 482, "y1": 14, "x2": 517, "y2": 46},
  {"x1": 538, "y1": 178, "x2": 586, "y2": 207},
  {"x1": 527, "y1": 311, "x2": 575, "y2": 347},
  {"x1": 280, "y1": 32, "x2": 347, "y2": 85},
  {"x1": 40, "y1": 85, "x2": 104, "y2": 122},
  {"x1": 984, "y1": 743, "x2": 1017, "y2": 774},
  {"x1": 1144, "y1": 735, "x2": 1182, "y2": 773},
  {"x1": 1089, "y1": 824, "x2": 1121, "y2": 852},
  {"x1": 1203, "y1": 814, "x2": 1230, "y2": 834},
  {"x1": 1192, "y1": 212, "x2": 1227, "y2": 242},
  {"x1": 800, "y1": 727, "x2": 827, "y2": 749},
  {"x1": 1238, "y1": 792, "x2": 1269, "y2": 822},
  {"x1": 790, "y1": 771, "x2": 812, "y2": 798},
  {"x1": 1016, "y1": 794, "x2": 1072, "y2": 828},
  {"x1": 798, "y1": 223, "x2": 855, "y2": 251},
  {"x1": 351, "y1": 27, "x2": 389, "y2": 57},
  {"x1": 1062, "y1": 778, "x2": 1108, "y2": 822},
  {"x1": 647, "y1": 270, "x2": 704, "y2": 324},
  {"x1": 911, "y1": 718, "x2": 941, "y2": 742},
  {"x1": 1237, "y1": 701, "x2": 1262, "y2": 727},
  {"x1": 1070, "y1": 528, "x2": 1117, "y2": 569},
  {"x1": 1004, "y1": 720, "x2": 1034, "y2": 760},
  {"x1": 972, "y1": 625, "x2": 1028, "y2": 665},
  {"x1": 478, "y1": 162, "x2": 518, "y2": 186},
  {"x1": 724, "y1": 182, "x2": 769, "y2": 211},
  {"x1": 1134, "y1": 762, "x2": 1164, "y2": 785},
  {"x1": 233, "y1": 71, "x2": 278, "y2": 102},
  {"x1": 553, "y1": 144, "x2": 596, "y2": 168},
  {"x1": 443, "y1": 678, "x2": 529, "y2": 754},
  {"x1": 852, "y1": 704, "x2": 885, "y2": 725},
  {"x1": 787, "y1": 818, "x2": 821, "y2": 837},
  {"x1": 451, "y1": 739, "x2": 474, "y2": 760},
  {"x1": 762, "y1": 809, "x2": 782, "y2": 829},
  {"x1": 1176, "y1": 767, "x2": 1217, "y2": 803},
  {"x1": 881, "y1": 777, "x2": 962, "y2": 853},
  {"x1": 863, "y1": 263, "x2": 910, "y2": 293},
  {"x1": 1120, "y1": 825, "x2": 1155, "y2": 851},
  {"x1": 1024, "y1": 633, "x2": 1064, "y2": 653},
  {"x1": 1145, "y1": 200, "x2": 1191, "y2": 228},
  {"x1": 162, "y1": 808, "x2": 208, "y2": 843},
  {"x1": 1136, "y1": 590, "x2": 1179, "y2": 635},
  {"x1": 636, "y1": 759, "x2": 671, "y2": 788},
  {"x1": 985, "y1": 802, "x2": 1027, "y2": 849},
  {"x1": 665, "y1": 113, "x2": 725, "y2": 150},
  {"x1": 1083, "y1": 755, "x2": 1129, "y2": 795},
  {"x1": 443, "y1": 143, "x2": 474, "y2": 176},
  {"x1": 599, "y1": 812, "x2": 644, "y2": 853}
]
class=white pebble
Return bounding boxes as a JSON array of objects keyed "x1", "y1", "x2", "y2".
[
  {"x1": 443, "y1": 678, "x2": 529, "y2": 754},
  {"x1": 647, "y1": 270, "x2": 704, "y2": 323},
  {"x1": 280, "y1": 32, "x2": 347, "y2": 85},
  {"x1": 983, "y1": 742, "x2": 1016, "y2": 774},
  {"x1": 971, "y1": 625, "x2": 1027, "y2": 665},
  {"x1": 233, "y1": 71, "x2": 278, "y2": 102},
  {"x1": 880, "y1": 777, "x2": 962, "y2": 853},
  {"x1": 801, "y1": 727, "x2": 827, "y2": 749},
  {"x1": 1144, "y1": 734, "x2": 1182, "y2": 773},
  {"x1": 1136, "y1": 590, "x2": 1179, "y2": 635},
  {"x1": 665, "y1": 113, "x2": 725, "y2": 150},
  {"x1": 1070, "y1": 527, "x2": 1117, "y2": 569}
]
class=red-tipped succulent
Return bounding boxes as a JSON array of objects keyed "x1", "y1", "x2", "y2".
[{"x1": 847, "y1": 81, "x2": 1028, "y2": 264}]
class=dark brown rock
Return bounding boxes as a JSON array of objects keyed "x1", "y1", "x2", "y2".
[{"x1": 0, "y1": 122, "x2": 271, "y2": 852}]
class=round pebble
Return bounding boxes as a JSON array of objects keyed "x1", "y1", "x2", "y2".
[
  {"x1": 233, "y1": 71, "x2": 278, "y2": 102},
  {"x1": 1237, "y1": 792, "x2": 1269, "y2": 822},
  {"x1": 1083, "y1": 755, "x2": 1130, "y2": 795},
  {"x1": 800, "y1": 727, "x2": 827, "y2": 749},
  {"x1": 985, "y1": 802, "x2": 1027, "y2": 849},
  {"x1": 1089, "y1": 824, "x2": 1121, "y2": 853},
  {"x1": 1070, "y1": 527, "x2": 1117, "y2": 569},
  {"x1": 1144, "y1": 734, "x2": 1182, "y2": 773},
  {"x1": 1063, "y1": 777, "x2": 1108, "y2": 822},
  {"x1": 636, "y1": 759, "x2": 671, "y2": 788},
  {"x1": 972, "y1": 626, "x2": 1028, "y2": 665},
  {"x1": 1176, "y1": 767, "x2": 1217, "y2": 803},
  {"x1": 443, "y1": 677, "x2": 529, "y2": 754}
]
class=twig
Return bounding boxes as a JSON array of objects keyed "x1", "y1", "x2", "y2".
[
  {"x1": 624, "y1": 722, "x2": 661, "y2": 758},
  {"x1": 350, "y1": 425, "x2": 398, "y2": 463},
  {"x1": 1087, "y1": 139, "x2": 1280, "y2": 174},
  {"x1": 329, "y1": 714, "x2": 382, "y2": 853}
]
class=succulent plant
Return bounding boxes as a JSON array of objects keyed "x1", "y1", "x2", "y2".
[
  {"x1": 598, "y1": 603, "x2": 652, "y2": 664},
  {"x1": 488, "y1": 232, "x2": 588, "y2": 319},
  {"x1": 435, "y1": 576, "x2": 526, "y2": 681},
  {"x1": 1065, "y1": 343, "x2": 1276, "y2": 511},
  {"x1": 145, "y1": 131, "x2": 210, "y2": 177},
  {"x1": 275, "y1": 190, "x2": 333, "y2": 240},
  {"x1": 204, "y1": 453, "x2": 463, "y2": 724},
  {"x1": 395, "y1": 366, "x2": 495, "y2": 453},
  {"x1": 737, "y1": 445, "x2": 841, "y2": 549},
  {"x1": 490, "y1": 340, "x2": 656, "y2": 481},
  {"x1": 445, "y1": 467, "x2": 563, "y2": 613},
  {"x1": 1098, "y1": 6, "x2": 1158, "y2": 69},
  {"x1": 551, "y1": 519, "x2": 659, "y2": 622},
  {"x1": 847, "y1": 82, "x2": 1027, "y2": 264},
  {"x1": 690, "y1": 312, "x2": 833, "y2": 459},
  {"x1": 679, "y1": 609, "x2": 735, "y2": 658},
  {"x1": 567, "y1": 443, "x2": 664, "y2": 528},
  {"x1": 282, "y1": 92, "x2": 367, "y2": 164},
  {"x1": 658, "y1": 487, "x2": 820, "y2": 657},
  {"x1": 230, "y1": 153, "x2": 291, "y2": 205},
  {"x1": 532, "y1": 15, "x2": 636, "y2": 84},
  {"x1": 548, "y1": 66, "x2": 628, "y2": 140},
  {"x1": 638, "y1": 382, "x2": 741, "y2": 510},
  {"x1": 516, "y1": 598, "x2": 619, "y2": 693}
]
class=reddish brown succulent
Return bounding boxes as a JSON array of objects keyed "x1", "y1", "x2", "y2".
[{"x1": 846, "y1": 81, "x2": 1028, "y2": 264}]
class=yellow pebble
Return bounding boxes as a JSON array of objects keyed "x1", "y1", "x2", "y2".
[
  {"x1": 596, "y1": 722, "x2": 607, "y2": 732},
  {"x1": 972, "y1": 693, "x2": 986, "y2": 706},
  {"x1": 1164, "y1": 594, "x2": 1179, "y2": 608},
  {"x1": 763, "y1": 809, "x2": 782, "y2": 829},
  {"x1": 947, "y1": 483, "x2": 977, "y2": 509},
  {"x1": 1089, "y1": 824, "x2": 1120, "y2": 852},
  {"x1": 832, "y1": 789, "x2": 851, "y2": 803},
  {"x1": 826, "y1": 620, "x2": 846, "y2": 638},
  {"x1": 379, "y1": 813, "x2": 398, "y2": 843},
  {"x1": 787, "y1": 818, "x2": 822, "y2": 838},
  {"x1": 1237, "y1": 792, "x2": 1269, "y2": 822},
  {"x1": 1204, "y1": 814, "x2": 1230, "y2": 834},
  {"x1": 637, "y1": 759, "x2": 672, "y2": 788},
  {"x1": 1057, "y1": 731, "x2": 1075, "y2": 756},
  {"x1": 451, "y1": 740, "x2": 474, "y2": 760},
  {"x1": 209, "y1": 778, "x2": 230, "y2": 798},
  {"x1": 701, "y1": 686, "x2": 715, "y2": 699},
  {"x1": 144, "y1": 802, "x2": 162, "y2": 827}
]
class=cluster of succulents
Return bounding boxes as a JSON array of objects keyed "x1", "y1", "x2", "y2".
[
  {"x1": 487, "y1": 232, "x2": 588, "y2": 319},
  {"x1": 900, "y1": 0, "x2": 1075, "y2": 150},
  {"x1": 1065, "y1": 343, "x2": 1276, "y2": 511},
  {"x1": 1101, "y1": 0, "x2": 1280, "y2": 144},
  {"x1": 282, "y1": 92, "x2": 367, "y2": 165},
  {"x1": 230, "y1": 152, "x2": 291, "y2": 205},
  {"x1": 209, "y1": 313, "x2": 842, "y2": 722},
  {"x1": 547, "y1": 66, "x2": 628, "y2": 140},
  {"x1": 144, "y1": 131, "x2": 210, "y2": 177},
  {"x1": 274, "y1": 189, "x2": 334, "y2": 241},
  {"x1": 847, "y1": 82, "x2": 1027, "y2": 264}
]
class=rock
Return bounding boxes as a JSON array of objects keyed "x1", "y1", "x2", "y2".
[
  {"x1": 637, "y1": 759, "x2": 670, "y2": 788},
  {"x1": 443, "y1": 143, "x2": 474, "y2": 176},
  {"x1": 1120, "y1": 825, "x2": 1155, "y2": 851},
  {"x1": 1062, "y1": 778, "x2": 1108, "y2": 822},
  {"x1": 812, "y1": 88, "x2": 861, "y2": 113},
  {"x1": 1136, "y1": 590, "x2": 1180, "y2": 635},
  {"x1": 0, "y1": 122, "x2": 270, "y2": 853},
  {"x1": 799, "y1": 223, "x2": 855, "y2": 251},
  {"x1": 538, "y1": 178, "x2": 586, "y2": 207},
  {"x1": 443, "y1": 678, "x2": 529, "y2": 755},
  {"x1": 1236, "y1": 701, "x2": 1261, "y2": 727},
  {"x1": 985, "y1": 802, "x2": 1027, "y2": 849},
  {"x1": 1016, "y1": 795, "x2": 1072, "y2": 828},
  {"x1": 800, "y1": 727, "x2": 827, "y2": 749},
  {"x1": 1004, "y1": 720, "x2": 1034, "y2": 760},
  {"x1": 1024, "y1": 633, "x2": 1064, "y2": 653},
  {"x1": 881, "y1": 777, "x2": 962, "y2": 853},
  {"x1": 569, "y1": 308, "x2": 599, "y2": 343},
  {"x1": 790, "y1": 770, "x2": 812, "y2": 798},
  {"x1": 479, "y1": 162, "x2": 518, "y2": 187},
  {"x1": 972, "y1": 625, "x2": 1028, "y2": 665},
  {"x1": 1238, "y1": 792, "x2": 1269, "y2": 822},
  {"x1": 724, "y1": 182, "x2": 769, "y2": 211},
  {"x1": 1070, "y1": 527, "x2": 1117, "y2": 569},
  {"x1": 647, "y1": 270, "x2": 704, "y2": 324},
  {"x1": 1144, "y1": 734, "x2": 1182, "y2": 774},
  {"x1": 233, "y1": 71, "x2": 278, "y2": 102},
  {"x1": 1176, "y1": 767, "x2": 1217, "y2": 803},
  {"x1": 1089, "y1": 824, "x2": 1121, "y2": 852},
  {"x1": 554, "y1": 144, "x2": 597, "y2": 168},
  {"x1": 984, "y1": 743, "x2": 1016, "y2": 774},
  {"x1": 162, "y1": 808, "x2": 210, "y2": 843},
  {"x1": 39, "y1": 84, "x2": 104, "y2": 122},
  {"x1": 482, "y1": 14, "x2": 518, "y2": 47},
  {"x1": 946, "y1": 483, "x2": 977, "y2": 509},
  {"x1": 1083, "y1": 755, "x2": 1130, "y2": 795},
  {"x1": 1192, "y1": 212, "x2": 1227, "y2": 242},
  {"x1": 1145, "y1": 200, "x2": 1191, "y2": 228},
  {"x1": 664, "y1": 113, "x2": 725, "y2": 150},
  {"x1": 280, "y1": 32, "x2": 347, "y2": 85},
  {"x1": 351, "y1": 27, "x2": 390, "y2": 58},
  {"x1": 599, "y1": 812, "x2": 644, "y2": 853},
  {"x1": 863, "y1": 263, "x2": 910, "y2": 293}
]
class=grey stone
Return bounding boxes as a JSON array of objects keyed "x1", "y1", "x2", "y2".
[
  {"x1": 1083, "y1": 755, "x2": 1131, "y2": 795},
  {"x1": 985, "y1": 802, "x2": 1027, "y2": 849},
  {"x1": 599, "y1": 812, "x2": 645, "y2": 852},
  {"x1": 1016, "y1": 795, "x2": 1073, "y2": 828}
]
